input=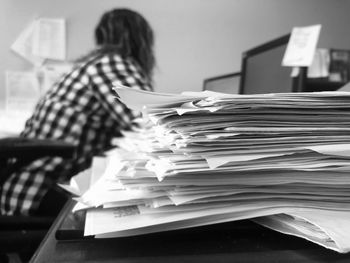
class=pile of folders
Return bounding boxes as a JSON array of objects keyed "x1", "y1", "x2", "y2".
[{"x1": 70, "y1": 86, "x2": 350, "y2": 253}]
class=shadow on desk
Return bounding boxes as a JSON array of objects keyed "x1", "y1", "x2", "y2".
[{"x1": 30, "y1": 200, "x2": 350, "y2": 263}]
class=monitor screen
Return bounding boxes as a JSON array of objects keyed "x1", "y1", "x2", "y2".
[
  {"x1": 203, "y1": 73, "x2": 241, "y2": 94},
  {"x1": 239, "y1": 34, "x2": 296, "y2": 94}
]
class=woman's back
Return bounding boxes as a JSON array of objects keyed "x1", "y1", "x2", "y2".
[{"x1": 1, "y1": 7, "x2": 155, "y2": 217}]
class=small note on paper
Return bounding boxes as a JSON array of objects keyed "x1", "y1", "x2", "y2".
[{"x1": 282, "y1": 24, "x2": 322, "y2": 67}]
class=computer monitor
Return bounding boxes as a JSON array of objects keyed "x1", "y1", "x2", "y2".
[
  {"x1": 203, "y1": 72, "x2": 241, "y2": 94},
  {"x1": 239, "y1": 34, "x2": 302, "y2": 94}
]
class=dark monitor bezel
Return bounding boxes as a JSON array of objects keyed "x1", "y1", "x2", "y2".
[{"x1": 238, "y1": 34, "x2": 301, "y2": 94}]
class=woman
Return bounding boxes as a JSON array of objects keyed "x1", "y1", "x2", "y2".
[{"x1": 1, "y1": 8, "x2": 155, "y2": 216}]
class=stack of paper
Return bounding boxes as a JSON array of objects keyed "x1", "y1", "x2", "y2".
[{"x1": 70, "y1": 87, "x2": 350, "y2": 253}]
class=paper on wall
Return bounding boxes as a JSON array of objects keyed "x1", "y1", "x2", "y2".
[
  {"x1": 282, "y1": 24, "x2": 322, "y2": 67},
  {"x1": 5, "y1": 70, "x2": 41, "y2": 113},
  {"x1": 0, "y1": 70, "x2": 38, "y2": 136},
  {"x1": 10, "y1": 20, "x2": 45, "y2": 66},
  {"x1": 11, "y1": 17, "x2": 66, "y2": 64},
  {"x1": 32, "y1": 18, "x2": 66, "y2": 60}
]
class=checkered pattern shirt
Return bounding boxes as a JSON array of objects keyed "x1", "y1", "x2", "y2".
[{"x1": 1, "y1": 53, "x2": 152, "y2": 215}]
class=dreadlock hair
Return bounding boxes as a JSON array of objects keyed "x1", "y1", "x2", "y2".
[{"x1": 94, "y1": 8, "x2": 155, "y2": 81}]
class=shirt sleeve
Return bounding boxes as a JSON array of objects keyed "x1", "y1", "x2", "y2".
[{"x1": 88, "y1": 54, "x2": 152, "y2": 130}]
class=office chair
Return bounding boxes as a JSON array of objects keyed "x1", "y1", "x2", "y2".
[{"x1": 0, "y1": 137, "x2": 76, "y2": 262}]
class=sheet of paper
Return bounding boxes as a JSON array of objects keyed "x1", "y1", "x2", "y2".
[
  {"x1": 32, "y1": 18, "x2": 66, "y2": 60},
  {"x1": 10, "y1": 20, "x2": 45, "y2": 66},
  {"x1": 58, "y1": 168, "x2": 92, "y2": 197},
  {"x1": 305, "y1": 143, "x2": 350, "y2": 157},
  {"x1": 113, "y1": 84, "x2": 206, "y2": 111},
  {"x1": 307, "y1": 48, "x2": 330, "y2": 78},
  {"x1": 282, "y1": 24, "x2": 322, "y2": 67},
  {"x1": 85, "y1": 202, "x2": 295, "y2": 236},
  {"x1": 254, "y1": 209, "x2": 350, "y2": 253},
  {"x1": 89, "y1": 198, "x2": 350, "y2": 238},
  {"x1": 93, "y1": 208, "x2": 271, "y2": 238},
  {"x1": 204, "y1": 152, "x2": 294, "y2": 169},
  {"x1": 5, "y1": 70, "x2": 41, "y2": 113}
]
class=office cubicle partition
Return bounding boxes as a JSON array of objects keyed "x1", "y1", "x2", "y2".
[{"x1": 203, "y1": 72, "x2": 241, "y2": 94}]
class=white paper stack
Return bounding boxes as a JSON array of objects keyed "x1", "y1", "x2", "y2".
[{"x1": 72, "y1": 87, "x2": 350, "y2": 253}]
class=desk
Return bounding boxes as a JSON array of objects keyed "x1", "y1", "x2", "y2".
[{"x1": 30, "y1": 200, "x2": 350, "y2": 263}]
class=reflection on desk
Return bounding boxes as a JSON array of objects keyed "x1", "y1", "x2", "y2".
[{"x1": 30, "y1": 200, "x2": 350, "y2": 263}]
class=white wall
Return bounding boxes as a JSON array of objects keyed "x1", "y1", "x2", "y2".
[{"x1": 1, "y1": 0, "x2": 350, "y2": 108}]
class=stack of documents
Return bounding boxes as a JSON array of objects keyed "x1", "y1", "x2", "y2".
[{"x1": 68, "y1": 87, "x2": 350, "y2": 253}]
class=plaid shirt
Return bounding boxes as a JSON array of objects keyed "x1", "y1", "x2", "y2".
[{"x1": 1, "y1": 53, "x2": 152, "y2": 215}]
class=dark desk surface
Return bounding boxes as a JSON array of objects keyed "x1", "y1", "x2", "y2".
[{"x1": 30, "y1": 200, "x2": 350, "y2": 263}]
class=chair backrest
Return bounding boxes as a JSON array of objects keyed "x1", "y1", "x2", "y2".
[
  {"x1": 0, "y1": 137, "x2": 76, "y2": 261},
  {"x1": 0, "y1": 137, "x2": 76, "y2": 186}
]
